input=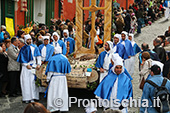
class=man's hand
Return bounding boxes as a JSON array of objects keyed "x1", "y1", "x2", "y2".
[
  {"x1": 128, "y1": 56, "x2": 131, "y2": 58},
  {"x1": 36, "y1": 65, "x2": 40, "y2": 70},
  {"x1": 26, "y1": 65, "x2": 32, "y2": 69},
  {"x1": 100, "y1": 68, "x2": 105, "y2": 73}
]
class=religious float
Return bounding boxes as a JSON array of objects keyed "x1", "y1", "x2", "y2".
[{"x1": 36, "y1": 0, "x2": 112, "y2": 90}]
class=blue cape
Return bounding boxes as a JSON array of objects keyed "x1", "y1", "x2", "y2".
[
  {"x1": 94, "y1": 70, "x2": 133, "y2": 102},
  {"x1": 133, "y1": 43, "x2": 141, "y2": 55},
  {"x1": 30, "y1": 44, "x2": 41, "y2": 57},
  {"x1": 45, "y1": 54, "x2": 71, "y2": 75},
  {"x1": 163, "y1": 0, "x2": 170, "y2": 7},
  {"x1": 17, "y1": 45, "x2": 33, "y2": 63},
  {"x1": 64, "y1": 37, "x2": 75, "y2": 54},
  {"x1": 38, "y1": 44, "x2": 54, "y2": 61},
  {"x1": 51, "y1": 40, "x2": 67, "y2": 55},
  {"x1": 113, "y1": 43, "x2": 126, "y2": 59},
  {"x1": 120, "y1": 39, "x2": 135, "y2": 59},
  {"x1": 95, "y1": 51, "x2": 107, "y2": 69}
]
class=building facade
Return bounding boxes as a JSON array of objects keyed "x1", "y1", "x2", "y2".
[{"x1": 0, "y1": 0, "x2": 134, "y2": 35}]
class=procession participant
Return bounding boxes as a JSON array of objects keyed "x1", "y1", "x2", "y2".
[
  {"x1": 38, "y1": 36, "x2": 54, "y2": 63},
  {"x1": 94, "y1": 56, "x2": 133, "y2": 113},
  {"x1": 163, "y1": 0, "x2": 170, "y2": 20},
  {"x1": 45, "y1": 47, "x2": 71, "y2": 112},
  {"x1": 63, "y1": 29, "x2": 75, "y2": 54},
  {"x1": 120, "y1": 31, "x2": 135, "y2": 72},
  {"x1": 113, "y1": 34, "x2": 125, "y2": 59},
  {"x1": 126, "y1": 33, "x2": 141, "y2": 76},
  {"x1": 17, "y1": 34, "x2": 41, "y2": 103},
  {"x1": 95, "y1": 41, "x2": 114, "y2": 82},
  {"x1": 51, "y1": 32, "x2": 66, "y2": 55}
]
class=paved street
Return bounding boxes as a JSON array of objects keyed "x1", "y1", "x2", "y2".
[{"x1": 1, "y1": 17, "x2": 170, "y2": 113}]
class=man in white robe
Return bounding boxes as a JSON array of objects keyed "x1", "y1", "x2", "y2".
[
  {"x1": 17, "y1": 34, "x2": 41, "y2": 103},
  {"x1": 95, "y1": 41, "x2": 114, "y2": 82},
  {"x1": 45, "y1": 46, "x2": 71, "y2": 112}
]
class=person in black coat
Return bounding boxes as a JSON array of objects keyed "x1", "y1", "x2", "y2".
[
  {"x1": 0, "y1": 46, "x2": 8, "y2": 97},
  {"x1": 153, "y1": 38, "x2": 166, "y2": 63},
  {"x1": 163, "y1": 52, "x2": 170, "y2": 78}
]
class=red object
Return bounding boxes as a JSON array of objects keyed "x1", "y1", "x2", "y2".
[{"x1": 96, "y1": 35, "x2": 103, "y2": 45}]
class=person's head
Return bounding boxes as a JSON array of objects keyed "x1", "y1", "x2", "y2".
[
  {"x1": 114, "y1": 65, "x2": 123, "y2": 75},
  {"x1": 33, "y1": 24, "x2": 37, "y2": 30},
  {"x1": 128, "y1": 33, "x2": 134, "y2": 41},
  {"x1": 18, "y1": 38, "x2": 25, "y2": 49},
  {"x1": 114, "y1": 34, "x2": 121, "y2": 44},
  {"x1": 1, "y1": 25, "x2": 6, "y2": 31},
  {"x1": 43, "y1": 36, "x2": 49, "y2": 45},
  {"x1": 23, "y1": 102, "x2": 50, "y2": 113},
  {"x1": 121, "y1": 31, "x2": 128, "y2": 41},
  {"x1": 141, "y1": 43, "x2": 149, "y2": 50},
  {"x1": 4, "y1": 33, "x2": 8, "y2": 39},
  {"x1": 150, "y1": 65, "x2": 161, "y2": 76},
  {"x1": 0, "y1": 43, "x2": 6, "y2": 52},
  {"x1": 29, "y1": 31, "x2": 35, "y2": 38},
  {"x1": 11, "y1": 37, "x2": 18, "y2": 46},
  {"x1": 63, "y1": 29, "x2": 69, "y2": 38},
  {"x1": 5, "y1": 39, "x2": 11, "y2": 48},
  {"x1": 141, "y1": 51, "x2": 150, "y2": 61},
  {"x1": 24, "y1": 34, "x2": 32, "y2": 45},
  {"x1": 52, "y1": 32, "x2": 60, "y2": 42},
  {"x1": 153, "y1": 38, "x2": 161, "y2": 46},
  {"x1": 105, "y1": 41, "x2": 113, "y2": 52}
]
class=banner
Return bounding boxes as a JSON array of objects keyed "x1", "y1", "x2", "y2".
[{"x1": 5, "y1": 17, "x2": 15, "y2": 37}]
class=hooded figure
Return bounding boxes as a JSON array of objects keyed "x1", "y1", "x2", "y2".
[
  {"x1": 125, "y1": 33, "x2": 141, "y2": 76},
  {"x1": 113, "y1": 34, "x2": 126, "y2": 58},
  {"x1": 95, "y1": 41, "x2": 115, "y2": 82},
  {"x1": 63, "y1": 29, "x2": 75, "y2": 54},
  {"x1": 17, "y1": 34, "x2": 41, "y2": 103},
  {"x1": 45, "y1": 53, "x2": 71, "y2": 112},
  {"x1": 51, "y1": 32, "x2": 66, "y2": 55},
  {"x1": 38, "y1": 36, "x2": 54, "y2": 62},
  {"x1": 94, "y1": 56, "x2": 133, "y2": 113}
]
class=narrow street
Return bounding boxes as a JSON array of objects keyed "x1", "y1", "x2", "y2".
[{"x1": 0, "y1": 17, "x2": 170, "y2": 113}]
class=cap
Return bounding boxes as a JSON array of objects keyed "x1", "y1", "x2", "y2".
[{"x1": 149, "y1": 65, "x2": 161, "y2": 72}]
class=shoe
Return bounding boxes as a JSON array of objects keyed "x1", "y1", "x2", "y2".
[
  {"x1": 9, "y1": 94, "x2": 17, "y2": 97},
  {"x1": 22, "y1": 100, "x2": 31, "y2": 104}
]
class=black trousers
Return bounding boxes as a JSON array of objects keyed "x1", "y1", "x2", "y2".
[{"x1": 9, "y1": 71, "x2": 20, "y2": 95}]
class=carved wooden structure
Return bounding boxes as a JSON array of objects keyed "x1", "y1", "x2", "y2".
[{"x1": 75, "y1": 0, "x2": 112, "y2": 54}]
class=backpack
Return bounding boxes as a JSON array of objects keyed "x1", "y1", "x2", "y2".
[{"x1": 146, "y1": 78, "x2": 170, "y2": 113}]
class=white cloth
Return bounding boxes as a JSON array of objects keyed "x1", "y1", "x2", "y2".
[
  {"x1": 124, "y1": 56, "x2": 135, "y2": 76},
  {"x1": 41, "y1": 46, "x2": 46, "y2": 61},
  {"x1": 47, "y1": 75, "x2": 68, "y2": 112},
  {"x1": 24, "y1": 34, "x2": 31, "y2": 42},
  {"x1": 100, "y1": 72, "x2": 108, "y2": 83},
  {"x1": 20, "y1": 65, "x2": 39, "y2": 101},
  {"x1": 63, "y1": 29, "x2": 69, "y2": 37},
  {"x1": 152, "y1": 60, "x2": 164, "y2": 72},
  {"x1": 51, "y1": 32, "x2": 60, "y2": 41},
  {"x1": 165, "y1": 1, "x2": 170, "y2": 19},
  {"x1": 43, "y1": 36, "x2": 50, "y2": 40}
]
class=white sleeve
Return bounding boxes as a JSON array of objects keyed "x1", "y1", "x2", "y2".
[
  {"x1": 36, "y1": 56, "x2": 41, "y2": 66},
  {"x1": 22, "y1": 63, "x2": 29, "y2": 66},
  {"x1": 96, "y1": 28, "x2": 100, "y2": 35}
]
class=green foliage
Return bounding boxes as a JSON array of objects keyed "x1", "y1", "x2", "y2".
[{"x1": 87, "y1": 82, "x2": 98, "y2": 91}]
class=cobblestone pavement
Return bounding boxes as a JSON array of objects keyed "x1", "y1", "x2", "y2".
[{"x1": 0, "y1": 17, "x2": 170, "y2": 113}]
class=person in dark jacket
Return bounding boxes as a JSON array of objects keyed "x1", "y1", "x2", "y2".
[
  {"x1": 0, "y1": 46, "x2": 9, "y2": 97},
  {"x1": 163, "y1": 52, "x2": 170, "y2": 78},
  {"x1": 153, "y1": 38, "x2": 166, "y2": 63}
]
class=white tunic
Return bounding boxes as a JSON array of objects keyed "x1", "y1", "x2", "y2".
[
  {"x1": 47, "y1": 72, "x2": 68, "y2": 112},
  {"x1": 100, "y1": 53, "x2": 111, "y2": 82},
  {"x1": 165, "y1": 1, "x2": 170, "y2": 19},
  {"x1": 20, "y1": 46, "x2": 41, "y2": 101}
]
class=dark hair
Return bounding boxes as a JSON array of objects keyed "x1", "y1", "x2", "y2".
[
  {"x1": 154, "y1": 38, "x2": 161, "y2": 44},
  {"x1": 150, "y1": 65, "x2": 161, "y2": 75},
  {"x1": 141, "y1": 43, "x2": 149, "y2": 50},
  {"x1": 23, "y1": 102, "x2": 49, "y2": 113},
  {"x1": 11, "y1": 37, "x2": 17, "y2": 43}
]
